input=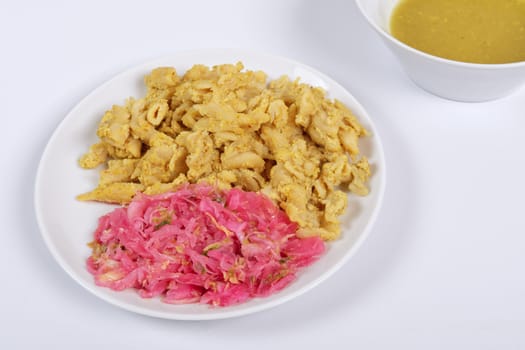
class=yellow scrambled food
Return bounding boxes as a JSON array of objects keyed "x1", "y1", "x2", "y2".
[{"x1": 78, "y1": 63, "x2": 370, "y2": 240}]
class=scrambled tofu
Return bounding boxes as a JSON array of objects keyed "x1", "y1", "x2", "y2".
[{"x1": 78, "y1": 63, "x2": 371, "y2": 240}]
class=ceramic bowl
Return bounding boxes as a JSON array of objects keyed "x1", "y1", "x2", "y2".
[{"x1": 355, "y1": 0, "x2": 525, "y2": 102}]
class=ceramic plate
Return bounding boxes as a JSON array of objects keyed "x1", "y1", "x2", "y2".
[{"x1": 34, "y1": 49, "x2": 386, "y2": 320}]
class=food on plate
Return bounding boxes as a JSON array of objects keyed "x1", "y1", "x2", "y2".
[
  {"x1": 87, "y1": 184, "x2": 325, "y2": 306},
  {"x1": 78, "y1": 63, "x2": 370, "y2": 240},
  {"x1": 390, "y1": 0, "x2": 525, "y2": 64}
]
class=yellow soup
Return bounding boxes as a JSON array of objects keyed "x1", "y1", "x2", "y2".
[{"x1": 390, "y1": 0, "x2": 525, "y2": 64}]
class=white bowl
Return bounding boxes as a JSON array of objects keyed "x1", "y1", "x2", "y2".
[{"x1": 355, "y1": 0, "x2": 525, "y2": 102}]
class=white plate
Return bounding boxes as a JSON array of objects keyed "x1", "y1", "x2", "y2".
[{"x1": 34, "y1": 49, "x2": 386, "y2": 320}]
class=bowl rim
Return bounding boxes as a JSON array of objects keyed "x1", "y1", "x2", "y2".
[{"x1": 354, "y1": 0, "x2": 525, "y2": 70}]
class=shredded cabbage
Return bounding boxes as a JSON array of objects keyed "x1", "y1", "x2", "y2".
[{"x1": 87, "y1": 184, "x2": 325, "y2": 306}]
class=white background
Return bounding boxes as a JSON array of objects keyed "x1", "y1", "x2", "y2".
[{"x1": 2, "y1": 0, "x2": 524, "y2": 348}]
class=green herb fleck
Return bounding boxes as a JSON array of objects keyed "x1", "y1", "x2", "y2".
[{"x1": 154, "y1": 219, "x2": 171, "y2": 230}]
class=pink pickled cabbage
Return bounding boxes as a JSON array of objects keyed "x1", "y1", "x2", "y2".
[{"x1": 87, "y1": 184, "x2": 325, "y2": 306}]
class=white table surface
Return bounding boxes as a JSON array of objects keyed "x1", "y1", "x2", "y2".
[{"x1": 2, "y1": 0, "x2": 524, "y2": 348}]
